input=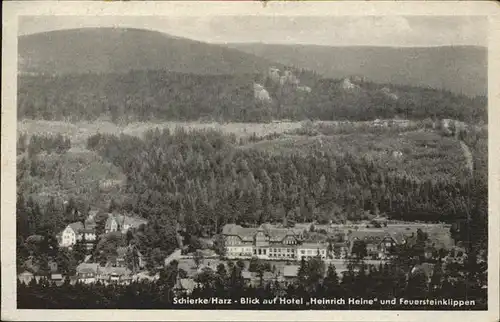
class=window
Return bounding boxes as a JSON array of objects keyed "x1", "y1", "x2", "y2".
[
  {"x1": 301, "y1": 250, "x2": 305, "y2": 254},
  {"x1": 263, "y1": 249, "x2": 266, "y2": 255}
]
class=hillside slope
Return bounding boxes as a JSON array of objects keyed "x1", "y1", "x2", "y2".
[
  {"x1": 226, "y1": 43, "x2": 487, "y2": 97},
  {"x1": 18, "y1": 28, "x2": 285, "y2": 75}
]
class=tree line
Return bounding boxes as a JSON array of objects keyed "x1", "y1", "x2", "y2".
[
  {"x1": 17, "y1": 133, "x2": 71, "y2": 157},
  {"x1": 17, "y1": 70, "x2": 487, "y2": 124},
  {"x1": 84, "y1": 127, "x2": 487, "y2": 250}
]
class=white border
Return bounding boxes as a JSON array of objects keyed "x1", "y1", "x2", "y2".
[{"x1": 2, "y1": 1, "x2": 499, "y2": 321}]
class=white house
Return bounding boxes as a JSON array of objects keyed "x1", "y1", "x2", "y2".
[
  {"x1": 296, "y1": 243, "x2": 327, "y2": 261},
  {"x1": 59, "y1": 222, "x2": 84, "y2": 247},
  {"x1": 105, "y1": 215, "x2": 119, "y2": 233},
  {"x1": 116, "y1": 215, "x2": 148, "y2": 234},
  {"x1": 76, "y1": 263, "x2": 100, "y2": 284}
]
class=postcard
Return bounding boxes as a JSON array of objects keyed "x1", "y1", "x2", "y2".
[{"x1": 2, "y1": 1, "x2": 499, "y2": 321}]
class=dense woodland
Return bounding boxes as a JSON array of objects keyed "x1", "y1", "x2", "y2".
[
  {"x1": 17, "y1": 133, "x2": 71, "y2": 156},
  {"x1": 17, "y1": 71, "x2": 487, "y2": 123},
  {"x1": 16, "y1": 122, "x2": 488, "y2": 278},
  {"x1": 85, "y1": 127, "x2": 487, "y2": 248},
  {"x1": 18, "y1": 249, "x2": 487, "y2": 310}
]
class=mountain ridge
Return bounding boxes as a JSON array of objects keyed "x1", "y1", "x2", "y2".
[
  {"x1": 18, "y1": 27, "x2": 288, "y2": 76},
  {"x1": 225, "y1": 43, "x2": 487, "y2": 97}
]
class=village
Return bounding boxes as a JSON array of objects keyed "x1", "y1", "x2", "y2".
[{"x1": 18, "y1": 208, "x2": 469, "y2": 295}]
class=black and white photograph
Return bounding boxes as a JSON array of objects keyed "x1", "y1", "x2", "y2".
[{"x1": 2, "y1": 1, "x2": 499, "y2": 321}]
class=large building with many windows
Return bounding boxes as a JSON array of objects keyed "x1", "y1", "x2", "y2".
[
  {"x1": 222, "y1": 223, "x2": 414, "y2": 261},
  {"x1": 222, "y1": 223, "x2": 327, "y2": 260}
]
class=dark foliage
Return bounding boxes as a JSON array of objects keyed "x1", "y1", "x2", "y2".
[
  {"x1": 17, "y1": 254, "x2": 487, "y2": 310},
  {"x1": 18, "y1": 71, "x2": 487, "y2": 123}
]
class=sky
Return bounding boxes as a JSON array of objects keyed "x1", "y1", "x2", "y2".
[{"x1": 18, "y1": 15, "x2": 487, "y2": 47}]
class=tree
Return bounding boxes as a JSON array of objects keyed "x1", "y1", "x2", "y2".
[
  {"x1": 93, "y1": 232, "x2": 123, "y2": 265},
  {"x1": 213, "y1": 234, "x2": 226, "y2": 258},
  {"x1": 195, "y1": 267, "x2": 215, "y2": 290},
  {"x1": 304, "y1": 256, "x2": 326, "y2": 292},
  {"x1": 327, "y1": 242, "x2": 334, "y2": 259},
  {"x1": 125, "y1": 245, "x2": 140, "y2": 273},
  {"x1": 193, "y1": 250, "x2": 204, "y2": 269},
  {"x1": 159, "y1": 260, "x2": 179, "y2": 302},
  {"x1": 73, "y1": 240, "x2": 87, "y2": 263},
  {"x1": 351, "y1": 240, "x2": 368, "y2": 259},
  {"x1": 248, "y1": 257, "x2": 270, "y2": 286},
  {"x1": 324, "y1": 263, "x2": 339, "y2": 292},
  {"x1": 56, "y1": 248, "x2": 77, "y2": 276},
  {"x1": 146, "y1": 247, "x2": 166, "y2": 273},
  {"x1": 236, "y1": 259, "x2": 246, "y2": 271},
  {"x1": 94, "y1": 211, "x2": 109, "y2": 238},
  {"x1": 406, "y1": 267, "x2": 429, "y2": 300}
]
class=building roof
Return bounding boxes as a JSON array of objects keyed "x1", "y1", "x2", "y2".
[
  {"x1": 81, "y1": 228, "x2": 95, "y2": 234},
  {"x1": 298, "y1": 242, "x2": 327, "y2": 249},
  {"x1": 99, "y1": 266, "x2": 131, "y2": 277},
  {"x1": 390, "y1": 231, "x2": 407, "y2": 244},
  {"x1": 222, "y1": 224, "x2": 243, "y2": 235},
  {"x1": 175, "y1": 278, "x2": 196, "y2": 292},
  {"x1": 84, "y1": 220, "x2": 96, "y2": 229},
  {"x1": 51, "y1": 274, "x2": 63, "y2": 280},
  {"x1": 88, "y1": 210, "x2": 99, "y2": 218},
  {"x1": 283, "y1": 265, "x2": 299, "y2": 278},
  {"x1": 18, "y1": 271, "x2": 34, "y2": 277},
  {"x1": 241, "y1": 271, "x2": 252, "y2": 279},
  {"x1": 221, "y1": 223, "x2": 302, "y2": 243},
  {"x1": 200, "y1": 249, "x2": 217, "y2": 257},
  {"x1": 349, "y1": 230, "x2": 407, "y2": 245},
  {"x1": 115, "y1": 214, "x2": 148, "y2": 229},
  {"x1": 294, "y1": 223, "x2": 313, "y2": 230},
  {"x1": 76, "y1": 263, "x2": 99, "y2": 274},
  {"x1": 78, "y1": 268, "x2": 97, "y2": 275},
  {"x1": 67, "y1": 222, "x2": 84, "y2": 233},
  {"x1": 133, "y1": 272, "x2": 157, "y2": 281}
]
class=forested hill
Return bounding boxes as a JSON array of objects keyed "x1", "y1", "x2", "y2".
[
  {"x1": 18, "y1": 70, "x2": 487, "y2": 123},
  {"x1": 18, "y1": 28, "x2": 285, "y2": 75},
  {"x1": 226, "y1": 43, "x2": 487, "y2": 97}
]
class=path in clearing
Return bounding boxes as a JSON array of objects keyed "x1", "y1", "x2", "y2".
[{"x1": 459, "y1": 140, "x2": 474, "y2": 176}]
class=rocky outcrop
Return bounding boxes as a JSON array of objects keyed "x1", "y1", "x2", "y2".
[
  {"x1": 253, "y1": 83, "x2": 272, "y2": 103},
  {"x1": 342, "y1": 78, "x2": 360, "y2": 91},
  {"x1": 380, "y1": 87, "x2": 399, "y2": 100}
]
